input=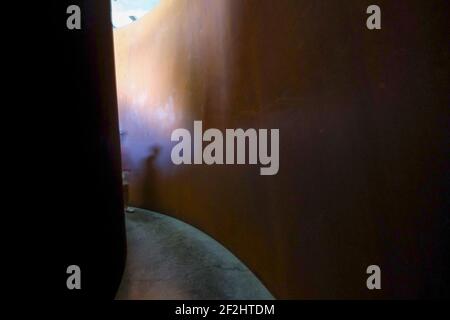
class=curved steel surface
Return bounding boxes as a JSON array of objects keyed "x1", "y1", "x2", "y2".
[{"x1": 113, "y1": 0, "x2": 448, "y2": 298}]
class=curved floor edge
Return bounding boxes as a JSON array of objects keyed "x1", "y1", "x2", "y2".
[{"x1": 116, "y1": 208, "x2": 275, "y2": 300}]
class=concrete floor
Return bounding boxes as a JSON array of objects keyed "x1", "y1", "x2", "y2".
[{"x1": 116, "y1": 208, "x2": 274, "y2": 300}]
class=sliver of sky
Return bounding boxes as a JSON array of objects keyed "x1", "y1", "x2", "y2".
[{"x1": 111, "y1": 0, "x2": 161, "y2": 28}]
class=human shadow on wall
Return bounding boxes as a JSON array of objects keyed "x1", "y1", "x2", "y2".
[{"x1": 140, "y1": 145, "x2": 163, "y2": 212}]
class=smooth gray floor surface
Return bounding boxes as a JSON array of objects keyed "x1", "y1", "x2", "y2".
[{"x1": 116, "y1": 208, "x2": 274, "y2": 300}]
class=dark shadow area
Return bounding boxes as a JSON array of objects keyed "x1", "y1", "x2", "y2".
[
  {"x1": 141, "y1": 145, "x2": 162, "y2": 212},
  {"x1": 43, "y1": 0, "x2": 127, "y2": 299}
]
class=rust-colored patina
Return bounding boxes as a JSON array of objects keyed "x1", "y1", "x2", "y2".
[{"x1": 114, "y1": 0, "x2": 448, "y2": 298}]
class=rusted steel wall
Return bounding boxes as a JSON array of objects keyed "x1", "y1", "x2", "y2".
[{"x1": 114, "y1": 0, "x2": 448, "y2": 298}]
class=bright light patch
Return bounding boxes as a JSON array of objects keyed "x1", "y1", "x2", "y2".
[{"x1": 111, "y1": 0, "x2": 161, "y2": 28}]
